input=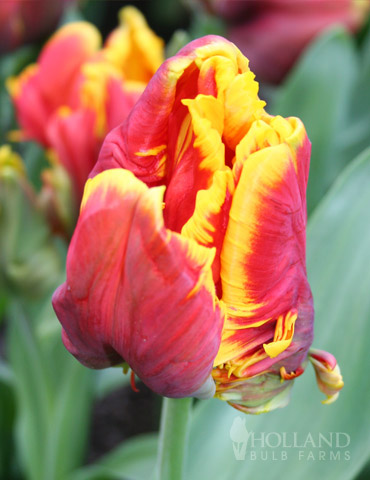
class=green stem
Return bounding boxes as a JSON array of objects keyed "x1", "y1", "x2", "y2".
[{"x1": 156, "y1": 397, "x2": 193, "y2": 480}]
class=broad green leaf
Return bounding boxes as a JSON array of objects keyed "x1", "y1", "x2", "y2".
[
  {"x1": 37, "y1": 299, "x2": 94, "y2": 480},
  {"x1": 186, "y1": 148, "x2": 370, "y2": 480},
  {"x1": 8, "y1": 302, "x2": 94, "y2": 480},
  {"x1": 335, "y1": 23, "x2": 370, "y2": 173},
  {"x1": 43, "y1": 355, "x2": 93, "y2": 480},
  {"x1": 8, "y1": 303, "x2": 53, "y2": 480},
  {"x1": 271, "y1": 27, "x2": 358, "y2": 214},
  {"x1": 68, "y1": 433, "x2": 158, "y2": 480},
  {"x1": 356, "y1": 460, "x2": 370, "y2": 480}
]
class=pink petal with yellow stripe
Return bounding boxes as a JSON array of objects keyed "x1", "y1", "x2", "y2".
[{"x1": 53, "y1": 169, "x2": 224, "y2": 398}]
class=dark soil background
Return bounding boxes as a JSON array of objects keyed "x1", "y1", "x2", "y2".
[{"x1": 87, "y1": 381, "x2": 161, "y2": 463}]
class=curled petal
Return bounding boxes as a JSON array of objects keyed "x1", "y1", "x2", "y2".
[
  {"x1": 164, "y1": 94, "x2": 227, "y2": 232},
  {"x1": 223, "y1": 71, "x2": 266, "y2": 150},
  {"x1": 309, "y1": 348, "x2": 344, "y2": 404},
  {"x1": 93, "y1": 35, "x2": 250, "y2": 184},
  {"x1": 104, "y1": 6, "x2": 164, "y2": 83},
  {"x1": 181, "y1": 169, "x2": 235, "y2": 284},
  {"x1": 53, "y1": 169, "x2": 224, "y2": 398}
]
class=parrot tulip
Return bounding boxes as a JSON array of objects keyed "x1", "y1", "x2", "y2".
[{"x1": 53, "y1": 36, "x2": 343, "y2": 412}]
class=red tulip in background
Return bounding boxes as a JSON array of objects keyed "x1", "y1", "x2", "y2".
[
  {"x1": 53, "y1": 36, "x2": 343, "y2": 413},
  {"x1": 202, "y1": 0, "x2": 370, "y2": 83},
  {"x1": 0, "y1": 0, "x2": 75, "y2": 53},
  {"x1": 8, "y1": 7, "x2": 164, "y2": 205}
]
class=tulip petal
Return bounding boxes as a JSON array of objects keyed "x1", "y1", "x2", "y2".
[
  {"x1": 164, "y1": 94, "x2": 226, "y2": 232},
  {"x1": 214, "y1": 121, "x2": 313, "y2": 380},
  {"x1": 221, "y1": 123, "x2": 310, "y2": 326},
  {"x1": 309, "y1": 348, "x2": 344, "y2": 404},
  {"x1": 7, "y1": 22, "x2": 101, "y2": 145},
  {"x1": 53, "y1": 169, "x2": 224, "y2": 398},
  {"x1": 104, "y1": 6, "x2": 164, "y2": 83},
  {"x1": 223, "y1": 71, "x2": 266, "y2": 150},
  {"x1": 181, "y1": 169, "x2": 235, "y2": 284},
  {"x1": 92, "y1": 35, "x2": 251, "y2": 185},
  {"x1": 105, "y1": 77, "x2": 144, "y2": 133},
  {"x1": 47, "y1": 107, "x2": 98, "y2": 204},
  {"x1": 47, "y1": 71, "x2": 144, "y2": 203}
]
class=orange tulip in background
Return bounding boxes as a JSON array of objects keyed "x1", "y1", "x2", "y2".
[
  {"x1": 7, "y1": 6, "x2": 164, "y2": 211},
  {"x1": 53, "y1": 36, "x2": 343, "y2": 413},
  {"x1": 202, "y1": 0, "x2": 370, "y2": 83}
]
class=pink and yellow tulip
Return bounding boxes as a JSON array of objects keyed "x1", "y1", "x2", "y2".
[
  {"x1": 53, "y1": 36, "x2": 343, "y2": 412},
  {"x1": 8, "y1": 7, "x2": 164, "y2": 204}
]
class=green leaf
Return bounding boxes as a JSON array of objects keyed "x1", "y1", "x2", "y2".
[
  {"x1": 0, "y1": 362, "x2": 17, "y2": 479},
  {"x1": 8, "y1": 303, "x2": 53, "y2": 480},
  {"x1": 186, "y1": 147, "x2": 370, "y2": 480},
  {"x1": 0, "y1": 160, "x2": 63, "y2": 299},
  {"x1": 68, "y1": 434, "x2": 158, "y2": 480},
  {"x1": 18, "y1": 141, "x2": 50, "y2": 191},
  {"x1": 271, "y1": 27, "x2": 358, "y2": 214},
  {"x1": 188, "y1": 10, "x2": 226, "y2": 40},
  {"x1": 334, "y1": 24, "x2": 370, "y2": 175},
  {"x1": 8, "y1": 301, "x2": 94, "y2": 480}
]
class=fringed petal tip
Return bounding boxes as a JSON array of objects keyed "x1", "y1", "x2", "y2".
[{"x1": 309, "y1": 348, "x2": 344, "y2": 404}]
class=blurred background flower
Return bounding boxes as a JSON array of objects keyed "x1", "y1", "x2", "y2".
[
  {"x1": 7, "y1": 6, "x2": 164, "y2": 235},
  {"x1": 0, "y1": 0, "x2": 76, "y2": 54},
  {"x1": 198, "y1": 0, "x2": 370, "y2": 83}
]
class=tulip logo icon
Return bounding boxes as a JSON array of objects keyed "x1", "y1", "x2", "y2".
[{"x1": 230, "y1": 416, "x2": 251, "y2": 460}]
